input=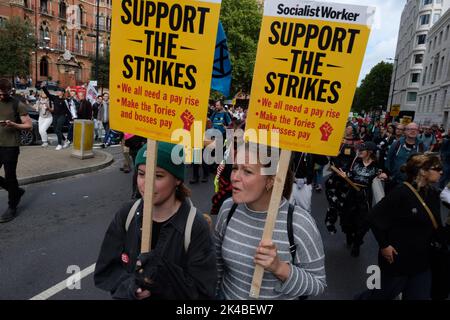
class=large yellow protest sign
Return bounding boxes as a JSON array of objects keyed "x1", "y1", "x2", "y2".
[
  {"x1": 246, "y1": 0, "x2": 374, "y2": 156},
  {"x1": 109, "y1": 0, "x2": 221, "y2": 144}
]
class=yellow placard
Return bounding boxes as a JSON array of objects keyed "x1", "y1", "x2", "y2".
[
  {"x1": 109, "y1": 0, "x2": 221, "y2": 145},
  {"x1": 390, "y1": 104, "x2": 400, "y2": 117},
  {"x1": 401, "y1": 116, "x2": 412, "y2": 125},
  {"x1": 246, "y1": 0, "x2": 374, "y2": 156}
]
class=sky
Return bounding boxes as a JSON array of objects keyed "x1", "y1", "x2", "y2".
[{"x1": 320, "y1": 0, "x2": 405, "y2": 85}]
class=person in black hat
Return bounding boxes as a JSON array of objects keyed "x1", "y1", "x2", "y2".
[{"x1": 335, "y1": 141, "x2": 387, "y2": 257}]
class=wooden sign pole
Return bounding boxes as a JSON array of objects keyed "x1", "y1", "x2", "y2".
[
  {"x1": 329, "y1": 165, "x2": 361, "y2": 192},
  {"x1": 249, "y1": 149, "x2": 292, "y2": 298},
  {"x1": 140, "y1": 139, "x2": 158, "y2": 253}
]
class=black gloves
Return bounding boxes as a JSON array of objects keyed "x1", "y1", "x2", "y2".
[{"x1": 134, "y1": 249, "x2": 164, "y2": 293}]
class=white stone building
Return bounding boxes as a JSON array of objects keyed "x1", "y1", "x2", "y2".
[
  {"x1": 388, "y1": 0, "x2": 450, "y2": 116},
  {"x1": 416, "y1": 8, "x2": 450, "y2": 127}
]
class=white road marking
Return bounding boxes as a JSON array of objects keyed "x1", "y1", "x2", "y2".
[{"x1": 30, "y1": 263, "x2": 96, "y2": 300}]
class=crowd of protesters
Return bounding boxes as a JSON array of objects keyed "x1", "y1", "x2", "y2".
[
  {"x1": 91, "y1": 101, "x2": 449, "y2": 301},
  {"x1": 2, "y1": 79, "x2": 448, "y2": 300}
]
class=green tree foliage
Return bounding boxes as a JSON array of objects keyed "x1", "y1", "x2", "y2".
[
  {"x1": 352, "y1": 61, "x2": 393, "y2": 113},
  {"x1": 220, "y1": 0, "x2": 262, "y2": 96},
  {"x1": 90, "y1": 50, "x2": 110, "y2": 90},
  {"x1": 0, "y1": 17, "x2": 36, "y2": 80}
]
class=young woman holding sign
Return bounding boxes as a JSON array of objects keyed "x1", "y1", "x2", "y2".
[
  {"x1": 214, "y1": 143, "x2": 326, "y2": 300},
  {"x1": 94, "y1": 142, "x2": 217, "y2": 300}
]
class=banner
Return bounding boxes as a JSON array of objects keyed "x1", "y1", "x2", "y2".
[
  {"x1": 109, "y1": 0, "x2": 222, "y2": 144},
  {"x1": 246, "y1": 0, "x2": 374, "y2": 155},
  {"x1": 211, "y1": 21, "x2": 232, "y2": 97}
]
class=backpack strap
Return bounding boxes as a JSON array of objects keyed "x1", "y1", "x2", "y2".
[
  {"x1": 184, "y1": 204, "x2": 197, "y2": 253},
  {"x1": 225, "y1": 202, "x2": 297, "y2": 262},
  {"x1": 287, "y1": 203, "x2": 296, "y2": 262},
  {"x1": 125, "y1": 199, "x2": 142, "y2": 232},
  {"x1": 226, "y1": 203, "x2": 238, "y2": 225},
  {"x1": 125, "y1": 199, "x2": 197, "y2": 254}
]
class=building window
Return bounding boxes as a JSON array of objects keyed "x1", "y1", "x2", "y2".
[
  {"x1": 40, "y1": 57, "x2": 49, "y2": 77},
  {"x1": 59, "y1": 1, "x2": 67, "y2": 19},
  {"x1": 439, "y1": 31, "x2": 443, "y2": 45},
  {"x1": 439, "y1": 56, "x2": 445, "y2": 79},
  {"x1": 40, "y1": 0, "x2": 48, "y2": 14},
  {"x1": 39, "y1": 23, "x2": 50, "y2": 42},
  {"x1": 446, "y1": 25, "x2": 450, "y2": 41},
  {"x1": 78, "y1": 5, "x2": 84, "y2": 26},
  {"x1": 414, "y1": 54, "x2": 424, "y2": 64},
  {"x1": 407, "y1": 92, "x2": 418, "y2": 102},
  {"x1": 0, "y1": 17, "x2": 7, "y2": 28},
  {"x1": 411, "y1": 73, "x2": 420, "y2": 83},
  {"x1": 434, "y1": 13, "x2": 441, "y2": 24},
  {"x1": 59, "y1": 29, "x2": 67, "y2": 50},
  {"x1": 420, "y1": 14, "x2": 430, "y2": 26},
  {"x1": 423, "y1": 0, "x2": 433, "y2": 5},
  {"x1": 433, "y1": 94, "x2": 437, "y2": 112},
  {"x1": 423, "y1": 67, "x2": 428, "y2": 85},
  {"x1": 74, "y1": 32, "x2": 84, "y2": 54},
  {"x1": 417, "y1": 34, "x2": 427, "y2": 44}
]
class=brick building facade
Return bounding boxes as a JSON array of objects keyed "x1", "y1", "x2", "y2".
[{"x1": 0, "y1": 0, "x2": 111, "y2": 87}]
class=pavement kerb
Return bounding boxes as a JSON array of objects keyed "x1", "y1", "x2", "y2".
[{"x1": 18, "y1": 150, "x2": 114, "y2": 186}]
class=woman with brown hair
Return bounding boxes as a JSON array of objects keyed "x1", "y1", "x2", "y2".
[
  {"x1": 362, "y1": 153, "x2": 445, "y2": 299},
  {"x1": 94, "y1": 142, "x2": 217, "y2": 300},
  {"x1": 34, "y1": 91, "x2": 53, "y2": 147},
  {"x1": 214, "y1": 143, "x2": 326, "y2": 300}
]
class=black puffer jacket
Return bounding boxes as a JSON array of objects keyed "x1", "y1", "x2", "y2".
[{"x1": 94, "y1": 199, "x2": 217, "y2": 300}]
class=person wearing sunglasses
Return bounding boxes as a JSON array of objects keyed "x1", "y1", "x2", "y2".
[
  {"x1": 0, "y1": 79, "x2": 32, "y2": 223},
  {"x1": 360, "y1": 153, "x2": 447, "y2": 300}
]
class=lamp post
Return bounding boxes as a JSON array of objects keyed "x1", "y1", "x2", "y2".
[
  {"x1": 95, "y1": 0, "x2": 100, "y2": 82},
  {"x1": 34, "y1": 0, "x2": 38, "y2": 85},
  {"x1": 387, "y1": 57, "x2": 399, "y2": 112}
]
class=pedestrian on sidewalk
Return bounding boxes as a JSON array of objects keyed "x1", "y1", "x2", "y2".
[
  {"x1": 214, "y1": 143, "x2": 326, "y2": 300},
  {"x1": 0, "y1": 79, "x2": 32, "y2": 223},
  {"x1": 34, "y1": 91, "x2": 53, "y2": 147},
  {"x1": 42, "y1": 82, "x2": 71, "y2": 150},
  {"x1": 94, "y1": 142, "x2": 217, "y2": 299},
  {"x1": 65, "y1": 88, "x2": 79, "y2": 147},
  {"x1": 92, "y1": 95, "x2": 103, "y2": 141},
  {"x1": 98, "y1": 92, "x2": 110, "y2": 148}
]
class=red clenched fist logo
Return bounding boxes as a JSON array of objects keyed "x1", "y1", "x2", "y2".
[
  {"x1": 181, "y1": 110, "x2": 195, "y2": 131},
  {"x1": 320, "y1": 122, "x2": 333, "y2": 141}
]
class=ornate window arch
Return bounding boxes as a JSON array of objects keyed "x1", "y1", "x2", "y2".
[
  {"x1": 59, "y1": 26, "x2": 67, "y2": 50},
  {"x1": 75, "y1": 31, "x2": 84, "y2": 54}
]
